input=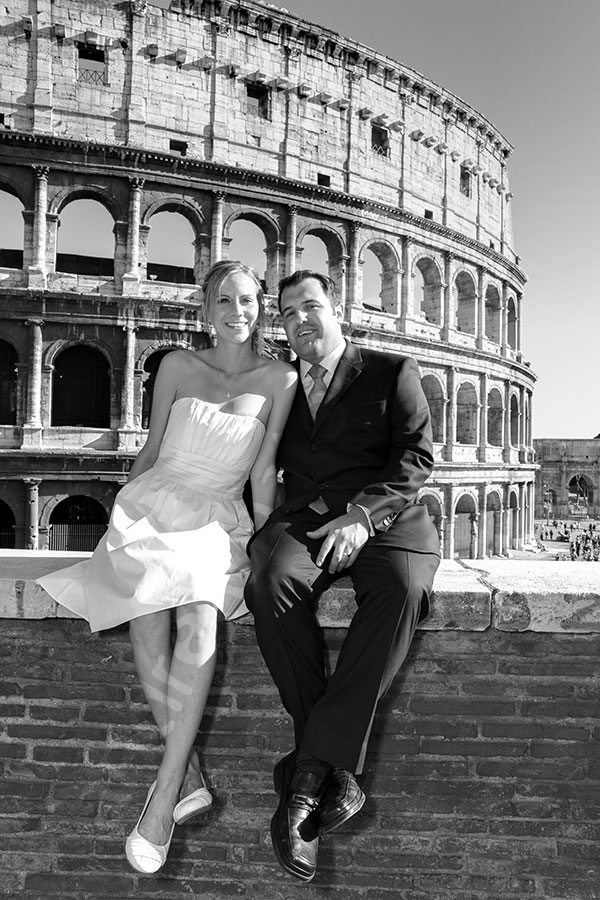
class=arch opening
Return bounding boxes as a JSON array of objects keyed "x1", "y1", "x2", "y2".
[
  {"x1": 147, "y1": 211, "x2": 196, "y2": 284},
  {"x1": 0, "y1": 190, "x2": 24, "y2": 269},
  {"x1": 415, "y1": 258, "x2": 442, "y2": 325},
  {"x1": 56, "y1": 199, "x2": 115, "y2": 277},
  {"x1": 487, "y1": 388, "x2": 503, "y2": 446},
  {"x1": 421, "y1": 375, "x2": 445, "y2": 443},
  {"x1": 0, "y1": 340, "x2": 17, "y2": 425},
  {"x1": 0, "y1": 498, "x2": 16, "y2": 549},
  {"x1": 51, "y1": 346, "x2": 110, "y2": 427},
  {"x1": 48, "y1": 495, "x2": 108, "y2": 552},
  {"x1": 456, "y1": 382, "x2": 478, "y2": 445}
]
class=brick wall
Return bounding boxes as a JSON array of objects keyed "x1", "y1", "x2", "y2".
[{"x1": 1, "y1": 596, "x2": 599, "y2": 900}]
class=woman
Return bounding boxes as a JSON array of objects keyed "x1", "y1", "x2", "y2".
[{"x1": 38, "y1": 261, "x2": 297, "y2": 874}]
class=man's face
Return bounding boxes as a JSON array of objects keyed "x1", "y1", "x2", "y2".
[{"x1": 280, "y1": 277, "x2": 344, "y2": 363}]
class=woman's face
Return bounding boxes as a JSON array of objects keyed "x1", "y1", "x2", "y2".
[{"x1": 208, "y1": 271, "x2": 261, "y2": 346}]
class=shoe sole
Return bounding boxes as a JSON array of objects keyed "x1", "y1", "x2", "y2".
[
  {"x1": 320, "y1": 788, "x2": 366, "y2": 835},
  {"x1": 270, "y1": 812, "x2": 316, "y2": 883},
  {"x1": 173, "y1": 800, "x2": 213, "y2": 825}
]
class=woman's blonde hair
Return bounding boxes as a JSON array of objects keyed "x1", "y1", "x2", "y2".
[{"x1": 201, "y1": 260, "x2": 268, "y2": 354}]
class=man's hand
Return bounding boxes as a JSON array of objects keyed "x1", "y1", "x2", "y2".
[{"x1": 306, "y1": 507, "x2": 370, "y2": 573}]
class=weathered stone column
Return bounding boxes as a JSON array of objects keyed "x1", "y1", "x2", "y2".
[
  {"x1": 24, "y1": 319, "x2": 43, "y2": 429},
  {"x1": 122, "y1": 177, "x2": 145, "y2": 294},
  {"x1": 476, "y1": 266, "x2": 485, "y2": 349},
  {"x1": 441, "y1": 250, "x2": 453, "y2": 339},
  {"x1": 501, "y1": 283, "x2": 509, "y2": 357},
  {"x1": 24, "y1": 478, "x2": 41, "y2": 550},
  {"x1": 285, "y1": 205, "x2": 298, "y2": 276},
  {"x1": 211, "y1": 191, "x2": 226, "y2": 263},
  {"x1": 120, "y1": 323, "x2": 136, "y2": 430},
  {"x1": 346, "y1": 221, "x2": 361, "y2": 323},
  {"x1": 399, "y1": 235, "x2": 413, "y2": 328},
  {"x1": 28, "y1": 166, "x2": 49, "y2": 287},
  {"x1": 518, "y1": 482, "x2": 526, "y2": 549},
  {"x1": 503, "y1": 381, "x2": 512, "y2": 462},
  {"x1": 478, "y1": 485, "x2": 488, "y2": 558},
  {"x1": 445, "y1": 367, "x2": 456, "y2": 461},
  {"x1": 478, "y1": 372, "x2": 488, "y2": 462}
]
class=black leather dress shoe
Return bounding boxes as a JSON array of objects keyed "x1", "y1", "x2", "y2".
[
  {"x1": 319, "y1": 767, "x2": 366, "y2": 834},
  {"x1": 271, "y1": 764, "x2": 324, "y2": 882}
]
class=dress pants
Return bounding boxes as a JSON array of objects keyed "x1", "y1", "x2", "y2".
[{"x1": 245, "y1": 507, "x2": 440, "y2": 774}]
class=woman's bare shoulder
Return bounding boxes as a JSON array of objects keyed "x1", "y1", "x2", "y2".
[{"x1": 258, "y1": 358, "x2": 297, "y2": 388}]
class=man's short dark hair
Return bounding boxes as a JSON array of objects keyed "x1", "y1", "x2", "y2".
[{"x1": 277, "y1": 270, "x2": 339, "y2": 311}]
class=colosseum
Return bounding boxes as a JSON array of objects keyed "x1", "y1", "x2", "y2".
[{"x1": 0, "y1": 0, "x2": 536, "y2": 558}]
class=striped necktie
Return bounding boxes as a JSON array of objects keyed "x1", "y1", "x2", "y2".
[{"x1": 307, "y1": 363, "x2": 327, "y2": 419}]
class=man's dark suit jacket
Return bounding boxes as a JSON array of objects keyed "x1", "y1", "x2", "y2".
[{"x1": 274, "y1": 340, "x2": 440, "y2": 557}]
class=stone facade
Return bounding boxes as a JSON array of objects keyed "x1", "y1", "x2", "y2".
[
  {"x1": 0, "y1": 0, "x2": 536, "y2": 558},
  {"x1": 534, "y1": 438, "x2": 600, "y2": 521}
]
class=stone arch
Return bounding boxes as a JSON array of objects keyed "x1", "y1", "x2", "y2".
[
  {"x1": 0, "y1": 189, "x2": 25, "y2": 269},
  {"x1": 51, "y1": 344, "x2": 111, "y2": 428},
  {"x1": 485, "y1": 489, "x2": 502, "y2": 556},
  {"x1": 509, "y1": 393, "x2": 520, "y2": 446},
  {"x1": 144, "y1": 202, "x2": 203, "y2": 285},
  {"x1": 487, "y1": 387, "x2": 503, "y2": 446},
  {"x1": 456, "y1": 381, "x2": 478, "y2": 445},
  {"x1": 54, "y1": 193, "x2": 116, "y2": 277},
  {"x1": 359, "y1": 238, "x2": 400, "y2": 314},
  {"x1": 0, "y1": 174, "x2": 28, "y2": 207},
  {"x1": 484, "y1": 283, "x2": 501, "y2": 342},
  {"x1": 298, "y1": 224, "x2": 347, "y2": 297},
  {"x1": 507, "y1": 488, "x2": 519, "y2": 550},
  {"x1": 50, "y1": 185, "x2": 120, "y2": 222},
  {"x1": 413, "y1": 255, "x2": 442, "y2": 325},
  {"x1": 454, "y1": 490, "x2": 478, "y2": 559},
  {"x1": 421, "y1": 373, "x2": 445, "y2": 443},
  {"x1": 47, "y1": 494, "x2": 109, "y2": 552},
  {"x1": 224, "y1": 209, "x2": 281, "y2": 292},
  {"x1": 0, "y1": 339, "x2": 18, "y2": 425},
  {"x1": 507, "y1": 295, "x2": 517, "y2": 349},
  {"x1": 568, "y1": 473, "x2": 594, "y2": 512},
  {"x1": 454, "y1": 269, "x2": 476, "y2": 334}
]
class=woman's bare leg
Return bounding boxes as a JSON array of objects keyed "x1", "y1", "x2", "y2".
[{"x1": 129, "y1": 603, "x2": 218, "y2": 844}]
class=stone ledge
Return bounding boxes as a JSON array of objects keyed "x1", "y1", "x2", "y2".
[{"x1": 0, "y1": 551, "x2": 598, "y2": 633}]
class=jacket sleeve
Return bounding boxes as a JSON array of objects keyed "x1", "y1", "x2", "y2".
[{"x1": 349, "y1": 356, "x2": 434, "y2": 532}]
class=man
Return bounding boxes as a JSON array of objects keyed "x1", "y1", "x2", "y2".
[{"x1": 245, "y1": 271, "x2": 440, "y2": 882}]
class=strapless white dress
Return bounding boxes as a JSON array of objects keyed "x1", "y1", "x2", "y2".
[{"x1": 37, "y1": 397, "x2": 265, "y2": 632}]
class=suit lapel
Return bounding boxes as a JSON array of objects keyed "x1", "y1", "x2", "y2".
[{"x1": 313, "y1": 341, "x2": 364, "y2": 432}]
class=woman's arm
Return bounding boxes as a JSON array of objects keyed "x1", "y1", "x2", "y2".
[
  {"x1": 127, "y1": 352, "x2": 182, "y2": 481},
  {"x1": 249, "y1": 363, "x2": 297, "y2": 529}
]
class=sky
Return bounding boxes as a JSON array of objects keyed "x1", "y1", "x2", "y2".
[
  {"x1": 268, "y1": 0, "x2": 600, "y2": 440},
  {"x1": 2, "y1": 1, "x2": 596, "y2": 439}
]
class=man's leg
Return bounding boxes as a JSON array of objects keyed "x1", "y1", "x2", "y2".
[
  {"x1": 299, "y1": 541, "x2": 440, "y2": 775},
  {"x1": 244, "y1": 509, "x2": 334, "y2": 747}
]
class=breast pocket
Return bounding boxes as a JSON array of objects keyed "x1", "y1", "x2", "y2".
[{"x1": 343, "y1": 400, "x2": 387, "y2": 424}]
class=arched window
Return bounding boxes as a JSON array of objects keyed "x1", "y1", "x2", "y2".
[
  {"x1": 507, "y1": 297, "x2": 517, "y2": 349},
  {"x1": 568, "y1": 475, "x2": 593, "y2": 511},
  {"x1": 56, "y1": 199, "x2": 115, "y2": 276},
  {"x1": 52, "y1": 346, "x2": 110, "y2": 427},
  {"x1": 487, "y1": 388, "x2": 503, "y2": 446},
  {"x1": 0, "y1": 340, "x2": 17, "y2": 425},
  {"x1": 421, "y1": 493, "x2": 442, "y2": 542},
  {"x1": 227, "y1": 219, "x2": 267, "y2": 288},
  {"x1": 415, "y1": 258, "x2": 442, "y2": 325},
  {"x1": 485, "y1": 491, "x2": 502, "y2": 556},
  {"x1": 142, "y1": 348, "x2": 177, "y2": 429},
  {"x1": 456, "y1": 383, "x2": 478, "y2": 444},
  {"x1": 301, "y1": 234, "x2": 329, "y2": 273},
  {"x1": 455, "y1": 271, "x2": 476, "y2": 334},
  {"x1": 0, "y1": 190, "x2": 24, "y2": 269},
  {"x1": 484, "y1": 285, "x2": 501, "y2": 342},
  {"x1": 362, "y1": 247, "x2": 384, "y2": 310},
  {"x1": 147, "y1": 211, "x2": 196, "y2": 284},
  {"x1": 421, "y1": 375, "x2": 444, "y2": 443},
  {"x1": 510, "y1": 395, "x2": 519, "y2": 446},
  {"x1": 454, "y1": 493, "x2": 478, "y2": 559},
  {"x1": 0, "y1": 499, "x2": 16, "y2": 549},
  {"x1": 48, "y1": 495, "x2": 108, "y2": 551}
]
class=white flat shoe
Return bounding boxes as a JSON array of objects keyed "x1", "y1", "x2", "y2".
[
  {"x1": 125, "y1": 781, "x2": 175, "y2": 874},
  {"x1": 173, "y1": 772, "x2": 213, "y2": 825}
]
